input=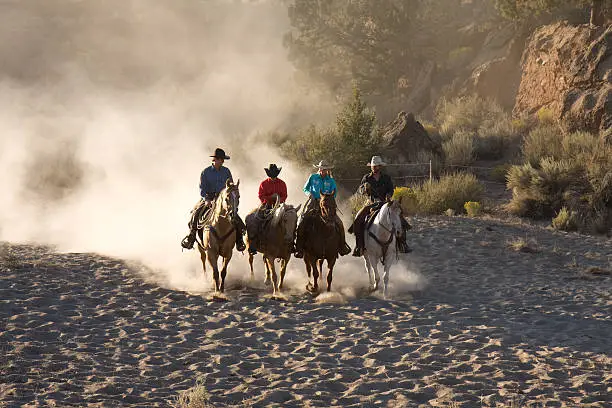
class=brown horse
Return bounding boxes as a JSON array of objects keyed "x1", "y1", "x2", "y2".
[
  {"x1": 196, "y1": 179, "x2": 240, "y2": 293},
  {"x1": 246, "y1": 202, "x2": 301, "y2": 296},
  {"x1": 301, "y1": 192, "x2": 342, "y2": 293}
]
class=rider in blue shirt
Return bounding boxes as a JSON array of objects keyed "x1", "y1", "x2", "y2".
[
  {"x1": 181, "y1": 148, "x2": 247, "y2": 252},
  {"x1": 294, "y1": 160, "x2": 351, "y2": 258}
]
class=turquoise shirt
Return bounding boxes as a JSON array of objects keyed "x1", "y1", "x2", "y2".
[{"x1": 303, "y1": 173, "x2": 337, "y2": 199}]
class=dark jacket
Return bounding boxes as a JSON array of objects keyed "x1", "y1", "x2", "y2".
[{"x1": 358, "y1": 172, "x2": 394, "y2": 202}]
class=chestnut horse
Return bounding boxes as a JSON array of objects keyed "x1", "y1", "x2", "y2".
[{"x1": 301, "y1": 192, "x2": 342, "y2": 293}]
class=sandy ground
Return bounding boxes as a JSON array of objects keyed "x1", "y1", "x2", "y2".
[{"x1": 1, "y1": 215, "x2": 611, "y2": 407}]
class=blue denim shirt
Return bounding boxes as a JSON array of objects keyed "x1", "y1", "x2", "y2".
[
  {"x1": 303, "y1": 173, "x2": 337, "y2": 199},
  {"x1": 200, "y1": 165, "x2": 233, "y2": 199}
]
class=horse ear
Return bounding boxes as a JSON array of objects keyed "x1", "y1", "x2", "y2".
[
  {"x1": 295, "y1": 203, "x2": 302, "y2": 212},
  {"x1": 235, "y1": 179, "x2": 240, "y2": 188},
  {"x1": 225, "y1": 179, "x2": 231, "y2": 188}
]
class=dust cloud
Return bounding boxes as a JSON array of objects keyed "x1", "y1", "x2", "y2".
[{"x1": 0, "y1": 0, "x2": 425, "y2": 297}]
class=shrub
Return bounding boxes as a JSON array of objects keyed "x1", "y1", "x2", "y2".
[
  {"x1": 436, "y1": 95, "x2": 505, "y2": 136},
  {"x1": 347, "y1": 193, "x2": 370, "y2": 217},
  {"x1": 443, "y1": 130, "x2": 475, "y2": 167},
  {"x1": 521, "y1": 124, "x2": 563, "y2": 167},
  {"x1": 281, "y1": 85, "x2": 381, "y2": 178},
  {"x1": 464, "y1": 201, "x2": 482, "y2": 217},
  {"x1": 490, "y1": 163, "x2": 512, "y2": 183},
  {"x1": 392, "y1": 186, "x2": 418, "y2": 215},
  {"x1": 552, "y1": 206, "x2": 578, "y2": 231},
  {"x1": 414, "y1": 173, "x2": 484, "y2": 215},
  {"x1": 506, "y1": 163, "x2": 538, "y2": 191},
  {"x1": 174, "y1": 379, "x2": 212, "y2": 408},
  {"x1": 509, "y1": 128, "x2": 612, "y2": 232},
  {"x1": 536, "y1": 107, "x2": 555, "y2": 124},
  {"x1": 436, "y1": 95, "x2": 524, "y2": 163}
]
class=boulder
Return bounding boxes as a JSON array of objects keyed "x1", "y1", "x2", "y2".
[{"x1": 379, "y1": 112, "x2": 443, "y2": 179}]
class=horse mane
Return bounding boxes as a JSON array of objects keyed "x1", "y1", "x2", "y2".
[
  {"x1": 270, "y1": 202, "x2": 284, "y2": 228},
  {"x1": 271, "y1": 202, "x2": 298, "y2": 228},
  {"x1": 212, "y1": 181, "x2": 239, "y2": 219}
]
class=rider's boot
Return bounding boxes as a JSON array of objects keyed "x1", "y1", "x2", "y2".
[
  {"x1": 336, "y1": 220, "x2": 351, "y2": 256},
  {"x1": 235, "y1": 231, "x2": 246, "y2": 252},
  {"x1": 181, "y1": 229, "x2": 197, "y2": 250},
  {"x1": 352, "y1": 228, "x2": 365, "y2": 257},
  {"x1": 398, "y1": 218, "x2": 412, "y2": 253}
]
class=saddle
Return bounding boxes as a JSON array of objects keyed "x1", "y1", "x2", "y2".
[
  {"x1": 196, "y1": 206, "x2": 214, "y2": 230},
  {"x1": 364, "y1": 206, "x2": 382, "y2": 230}
]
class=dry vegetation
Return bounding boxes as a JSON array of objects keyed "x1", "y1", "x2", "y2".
[{"x1": 282, "y1": 91, "x2": 610, "y2": 235}]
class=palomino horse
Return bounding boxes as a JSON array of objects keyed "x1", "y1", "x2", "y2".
[
  {"x1": 301, "y1": 192, "x2": 342, "y2": 293},
  {"x1": 196, "y1": 179, "x2": 240, "y2": 293},
  {"x1": 246, "y1": 202, "x2": 301, "y2": 296},
  {"x1": 362, "y1": 199, "x2": 404, "y2": 298}
]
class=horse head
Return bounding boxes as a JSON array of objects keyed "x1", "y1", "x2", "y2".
[
  {"x1": 385, "y1": 199, "x2": 403, "y2": 236},
  {"x1": 218, "y1": 178, "x2": 240, "y2": 219},
  {"x1": 319, "y1": 191, "x2": 337, "y2": 222}
]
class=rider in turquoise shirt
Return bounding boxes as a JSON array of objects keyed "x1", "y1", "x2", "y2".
[
  {"x1": 294, "y1": 160, "x2": 351, "y2": 258},
  {"x1": 302, "y1": 172, "x2": 337, "y2": 199}
]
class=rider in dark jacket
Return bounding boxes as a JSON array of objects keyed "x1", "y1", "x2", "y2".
[{"x1": 349, "y1": 156, "x2": 411, "y2": 256}]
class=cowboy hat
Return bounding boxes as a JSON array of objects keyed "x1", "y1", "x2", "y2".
[
  {"x1": 264, "y1": 163, "x2": 282, "y2": 178},
  {"x1": 210, "y1": 148, "x2": 230, "y2": 160},
  {"x1": 366, "y1": 155, "x2": 387, "y2": 166},
  {"x1": 312, "y1": 159, "x2": 334, "y2": 170}
]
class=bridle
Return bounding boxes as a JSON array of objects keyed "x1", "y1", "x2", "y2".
[
  {"x1": 367, "y1": 202, "x2": 401, "y2": 265},
  {"x1": 319, "y1": 196, "x2": 336, "y2": 225},
  {"x1": 204, "y1": 185, "x2": 240, "y2": 245}
]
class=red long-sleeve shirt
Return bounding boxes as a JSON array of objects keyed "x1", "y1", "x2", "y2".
[{"x1": 258, "y1": 178, "x2": 287, "y2": 206}]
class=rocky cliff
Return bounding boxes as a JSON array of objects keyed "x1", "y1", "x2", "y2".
[{"x1": 513, "y1": 22, "x2": 611, "y2": 133}]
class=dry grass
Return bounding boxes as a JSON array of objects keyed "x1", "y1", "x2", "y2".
[
  {"x1": 414, "y1": 173, "x2": 484, "y2": 215},
  {"x1": 174, "y1": 380, "x2": 213, "y2": 408},
  {"x1": 507, "y1": 237, "x2": 539, "y2": 253}
]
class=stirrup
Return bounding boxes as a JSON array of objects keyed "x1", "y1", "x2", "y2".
[
  {"x1": 181, "y1": 233, "x2": 196, "y2": 250},
  {"x1": 294, "y1": 250, "x2": 303, "y2": 259},
  {"x1": 352, "y1": 247, "x2": 363, "y2": 257}
]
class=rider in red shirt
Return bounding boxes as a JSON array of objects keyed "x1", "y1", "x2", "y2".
[
  {"x1": 246, "y1": 164, "x2": 288, "y2": 255},
  {"x1": 258, "y1": 165, "x2": 287, "y2": 207}
]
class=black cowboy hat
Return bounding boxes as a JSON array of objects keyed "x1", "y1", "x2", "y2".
[
  {"x1": 264, "y1": 163, "x2": 282, "y2": 178},
  {"x1": 210, "y1": 148, "x2": 230, "y2": 160}
]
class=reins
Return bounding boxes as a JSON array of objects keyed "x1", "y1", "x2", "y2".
[{"x1": 366, "y1": 204, "x2": 399, "y2": 265}]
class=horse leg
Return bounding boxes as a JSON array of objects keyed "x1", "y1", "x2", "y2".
[
  {"x1": 364, "y1": 255, "x2": 375, "y2": 291},
  {"x1": 198, "y1": 247, "x2": 207, "y2": 274},
  {"x1": 371, "y1": 258, "x2": 380, "y2": 292},
  {"x1": 266, "y1": 256, "x2": 279, "y2": 295},
  {"x1": 304, "y1": 257, "x2": 313, "y2": 292},
  {"x1": 279, "y1": 258, "x2": 288, "y2": 290},
  {"x1": 317, "y1": 259, "x2": 324, "y2": 286},
  {"x1": 248, "y1": 252, "x2": 254, "y2": 280},
  {"x1": 326, "y1": 257, "x2": 336, "y2": 292},
  {"x1": 311, "y1": 256, "x2": 320, "y2": 293},
  {"x1": 382, "y1": 260, "x2": 391, "y2": 299},
  {"x1": 219, "y1": 255, "x2": 231, "y2": 293},
  {"x1": 264, "y1": 256, "x2": 272, "y2": 286},
  {"x1": 207, "y1": 252, "x2": 220, "y2": 292}
]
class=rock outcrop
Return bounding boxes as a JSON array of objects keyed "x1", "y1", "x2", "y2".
[
  {"x1": 379, "y1": 112, "x2": 443, "y2": 178},
  {"x1": 513, "y1": 22, "x2": 611, "y2": 133}
]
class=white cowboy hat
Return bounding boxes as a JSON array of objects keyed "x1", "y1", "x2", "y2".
[
  {"x1": 366, "y1": 156, "x2": 387, "y2": 166},
  {"x1": 313, "y1": 160, "x2": 334, "y2": 170}
]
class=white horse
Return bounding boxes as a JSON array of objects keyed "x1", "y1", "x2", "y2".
[{"x1": 362, "y1": 199, "x2": 404, "y2": 298}]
